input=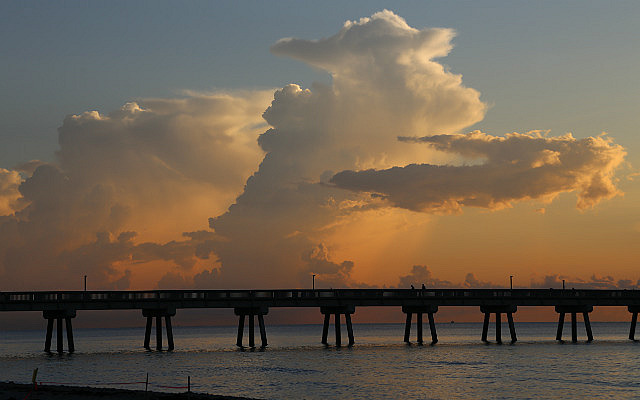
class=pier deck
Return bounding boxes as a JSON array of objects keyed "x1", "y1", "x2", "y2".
[
  {"x1": 3, "y1": 289, "x2": 640, "y2": 352},
  {"x1": 3, "y1": 288, "x2": 640, "y2": 311}
]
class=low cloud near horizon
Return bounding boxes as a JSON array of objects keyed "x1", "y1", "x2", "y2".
[{"x1": 399, "y1": 265, "x2": 640, "y2": 290}]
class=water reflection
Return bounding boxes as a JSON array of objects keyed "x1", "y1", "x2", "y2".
[{"x1": 0, "y1": 323, "x2": 638, "y2": 399}]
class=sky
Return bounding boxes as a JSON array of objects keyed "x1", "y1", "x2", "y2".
[{"x1": 1, "y1": 0, "x2": 640, "y2": 310}]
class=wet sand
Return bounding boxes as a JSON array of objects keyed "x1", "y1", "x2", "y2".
[{"x1": 0, "y1": 382, "x2": 260, "y2": 400}]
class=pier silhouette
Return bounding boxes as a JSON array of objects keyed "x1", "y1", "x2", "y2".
[{"x1": 3, "y1": 288, "x2": 640, "y2": 352}]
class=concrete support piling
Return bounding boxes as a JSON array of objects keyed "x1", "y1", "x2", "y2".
[
  {"x1": 258, "y1": 314, "x2": 268, "y2": 347},
  {"x1": 144, "y1": 317, "x2": 152, "y2": 349},
  {"x1": 236, "y1": 315, "x2": 245, "y2": 347},
  {"x1": 480, "y1": 305, "x2": 517, "y2": 344},
  {"x1": 428, "y1": 312, "x2": 438, "y2": 344},
  {"x1": 481, "y1": 313, "x2": 490, "y2": 343},
  {"x1": 583, "y1": 312, "x2": 593, "y2": 342},
  {"x1": 142, "y1": 308, "x2": 176, "y2": 351},
  {"x1": 628, "y1": 306, "x2": 640, "y2": 340},
  {"x1": 495, "y1": 313, "x2": 502, "y2": 344},
  {"x1": 402, "y1": 305, "x2": 438, "y2": 345},
  {"x1": 556, "y1": 313, "x2": 565, "y2": 341},
  {"x1": 43, "y1": 310, "x2": 76, "y2": 353},
  {"x1": 65, "y1": 317, "x2": 75, "y2": 353},
  {"x1": 320, "y1": 305, "x2": 356, "y2": 346},
  {"x1": 322, "y1": 313, "x2": 330, "y2": 345},
  {"x1": 555, "y1": 305, "x2": 593, "y2": 342},
  {"x1": 165, "y1": 315, "x2": 174, "y2": 351},
  {"x1": 156, "y1": 316, "x2": 163, "y2": 351},
  {"x1": 249, "y1": 315, "x2": 255, "y2": 348},
  {"x1": 345, "y1": 313, "x2": 355, "y2": 346},
  {"x1": 234, "y1": 307, "x2": 269, "y2": 348},
  {"x1": 334, "y1": 314, "x2": 342, "y2": 347},
  {"x1": 404, "y1": 313, "x2": 412, "y2": 343},
  {"x1": 56, "y1": 317, "x2": 63, "y2": 353},
  {"x1": 416, "y1": 313, "x2": 423, "y2": 344},
  {"x1": 44, "y1": 318, "x2": 53, "y2": 352},
  {"x1": 507, "y1": 312, "x2": 517, "y2": 343}
]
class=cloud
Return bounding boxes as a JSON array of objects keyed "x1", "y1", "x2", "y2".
[
  {"x1": 462, "y1": 273, "x2": 494, "y2": 289},
  {"x1": 157, "y1": 271, "x2": 191, "y2": 290},
  {"x1": 133, "y1": 231, "x2": 219, "y2": 270},
  {"x1": 530, "y1": 274, "x2": 640, "y2": 290},
  {"x1": 397, "y1": 265, "x2": 453, "y2": 288},
  {"x1": 200, "y1": 10, "x2": 487, "y2": 289},
  {"x1": 0, "y1": 10, "x2": 629, "y2": 294},
  {"x1": 0, "y1": 92, "x2": 271, "y2": 290},
  {"x1": 397, "y1": 267, "x2": 640, "y2": 290},
  {"x1": 396, "y1": 266, "x2": 500, "y2": 289},
  {"x1": 270, "y1": 10, "x2": 486, "y2": 164},
  {"x1": 331, "y1": 131, "x2": 626, "y2": 213},
  {"x1": 303, "y1": 244, "x2": 356, "y2": 288},
  {"x1": 0, "y1": 168, "x2": 23, "y2": 215},
  {"x1": 58, "y1": 95, "x2": 268, "y2": 192},
  {"x1": 56, "y1": 94, "x2": 271, "y2": 231},
  {"x1": 13, "y1": 160, "x2": 47, "y2": 176}
]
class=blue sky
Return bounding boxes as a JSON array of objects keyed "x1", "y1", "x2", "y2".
[{"x1": 2, "y1": 1, "x2": 639, "y2": 168}]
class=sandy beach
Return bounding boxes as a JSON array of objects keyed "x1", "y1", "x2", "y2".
[{"x1": 0, "y1": 382, "x2": 260, "y2": 400}]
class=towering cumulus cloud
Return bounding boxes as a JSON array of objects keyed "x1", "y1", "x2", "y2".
[
  {"x1": 205, "y1": 10, "x2": 487, "y2": 288},
  {"x1": 0, "y1": 92, "x2": 271, "y2": 290}
]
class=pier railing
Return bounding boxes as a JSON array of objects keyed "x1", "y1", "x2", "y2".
[{"x1": 2, "y1": 288, "x2": 640, "y2": 311}]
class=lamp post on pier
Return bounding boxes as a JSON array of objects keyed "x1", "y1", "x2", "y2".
[
  {"x1": 84, "y1": 275, "x2": 87, "y2": 291},
  {"x1": 312, "y1": 274, "x2": 316, "y2": 290},
  {"x1": 510, "y1": 275, "x2": 513, "y2": 290}
]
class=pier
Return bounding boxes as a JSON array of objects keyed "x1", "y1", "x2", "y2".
[{"x1": 2, "y1": 288, "x2": 640, "y2": 352}]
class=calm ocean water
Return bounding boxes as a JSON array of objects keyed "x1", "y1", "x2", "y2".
[{"x1": 1, "y1": 322, "x2": 639, "y2": 399}]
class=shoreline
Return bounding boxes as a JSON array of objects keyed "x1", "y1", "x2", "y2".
[{"x1": 0, "y1": 382, "x2": 260, "y2": 400}]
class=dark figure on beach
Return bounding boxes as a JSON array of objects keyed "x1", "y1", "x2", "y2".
[
  {"x1": 422, "y1": 284, "x2": 426, "y2": 290},
  {"x1": 411, "y1": 285, "x2": 415, "y2": 290}
]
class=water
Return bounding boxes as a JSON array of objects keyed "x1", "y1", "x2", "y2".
[{"x1": 1, "y1": 322, "x2": 639, "y2": 399}]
